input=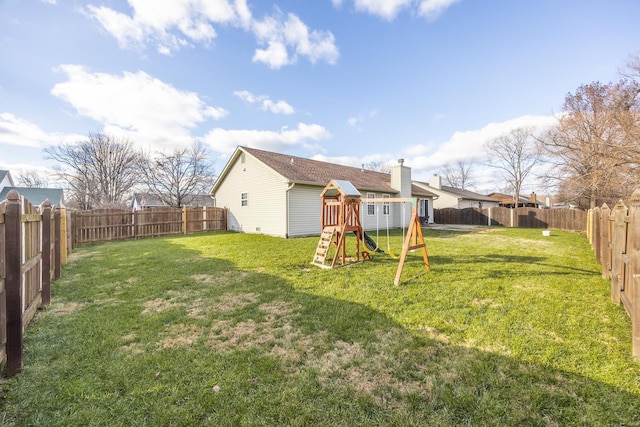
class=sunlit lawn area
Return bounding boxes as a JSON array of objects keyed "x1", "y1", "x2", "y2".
[{"x1": 1, "y1": 227, "x2": 639, "y2": 426}]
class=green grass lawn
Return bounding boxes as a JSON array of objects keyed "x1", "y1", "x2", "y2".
[{"x1": 1, "y1": 227, "x2": 639, "y2": 426}]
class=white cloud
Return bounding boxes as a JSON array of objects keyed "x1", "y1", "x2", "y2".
[
  {"x1": 86, "y1": 1, "x2": 338, "y2": 66},
  {"x1": 40, "y1": 0, "x2": 56, "y2": 4},
  {"x1": 51, "y1": 65, "x2": 227, "y2": 150},
  {"x1": 86, "y1": 0, "x2": 238, "y2": 54},
  {"x1": 347, "y1": 110, "x2": 378, "y2": 129},
  {"x1": 342, "y1": 0, "x2": 458, "y2": 20},
  {"x1": 418, "y1": 0, "x2": 460, "y2": 20},
  {"x1": 0, "y1": 113, "x2": 83, "y2": 148},
  {"x1": 403, "y1": 114, "x2": 558, "y2": 189},
  {"x1": 234, "y1": 90, "x2": 294, "y2": 114},
  {"x1": 202, "y1": 123, "x2": 331, "y2": 154},
  {"x1": 251, "y1": 12, "x2": 338, "y2": 68},
  {"x1": 353, "y1": 0, "x2": 412, "y2": 20},
  {"x1": 262, "y1": 99, "x2": 294, "y2": 114}
]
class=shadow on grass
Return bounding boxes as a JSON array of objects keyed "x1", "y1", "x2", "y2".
[
  {"x1": 431, "y1": 253, "x2": 600, "y2": 278},
  {"x1": 2, "y1": 235, "x2": 638, "y2": 426}
]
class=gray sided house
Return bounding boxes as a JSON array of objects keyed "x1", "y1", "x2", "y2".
[
  {"x1": 413, "y1": 175, "x2": 499, "y2": 209},
  {"x1": 210, "y1": 146, "x2": 436, "y2": 238}
]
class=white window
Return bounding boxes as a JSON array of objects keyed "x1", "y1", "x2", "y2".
[
  {"x1": 241, "y1": 192, "x2": 248, "y2": 207},
  {"x1": 383, "y1": 194, "x2": 390, "y2": 216},
  {"x1": 367, "y1": 193, "x2": 375, "y2": 215}
]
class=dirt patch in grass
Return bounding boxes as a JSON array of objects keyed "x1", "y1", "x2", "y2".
[
  {"x1": 142, "y1": 298, "x2": 182, "y2": 314},
  {"x1": 206, "y1": 298, "x2": 301, "y2": 353},
  {"x1": 213, "y1": 292, "x2": 260, "y2": 312},
  {"x1": 191, "y1": 271, "x2": 250, "y2": 285},
  {"x1": 471, "y1": 298, "x2": 501, "y2": 309},
  {"x1": 119, "y1": 333, "x2": 145, "y2": 355},
  {"x1": 202, "y1": 297, "x2": 429, "y2": 405},
  {"x1": 158, "y1": 324, "x2": 202, "y2": 350},
  {"x1": 66, "y1": 250, "x2": 98, "y2": 263},
  {"x1": 50, "y1": 302, "x2": 84, "y2": 315}
]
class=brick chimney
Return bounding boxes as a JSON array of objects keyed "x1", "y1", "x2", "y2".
[{"x1": 530, "y1": 192, "x2": 537, "y2": 205}]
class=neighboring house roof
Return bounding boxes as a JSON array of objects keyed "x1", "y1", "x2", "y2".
[
  {"x1": 187, "y1": 194, "x2": 216, "y2": 206},
  {"x1": 415, "y1": 180, "x2": 495, "y2": 202},
  {"x1": 0, "y1": 187, "x2": 64, "y2": 206},
  {"x1": 488, "y1": 192, "x2": 542, "y2": 206},
  {"x1": 411, "y1": 184, "x2": 436, "y2": 198},
  {"x1": 132, "y1": 193, "x2": 168, "y2": 208},
  {"x1": 438, "y1": 185, "x2": 497, "y2": 202},
  {"x1": 212, "y1": 146, "x2": 437, "y2": 198}
]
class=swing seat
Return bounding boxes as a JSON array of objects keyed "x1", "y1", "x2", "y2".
[{"x1": 387, "y1": 247, "x2": 400, "y2": 259}]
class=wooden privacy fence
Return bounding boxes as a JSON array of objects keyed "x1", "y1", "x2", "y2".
[
  {"x1": 0, "y1": 190, "x2": 62, "y2": 376},
  {"x1": 71, "y1": 206, "x2": 227, "y2": 245},
  {"x1": 434, "y1": 206, "x2": 587, "y2": 231},
  {"x1": 588, "y1": 192, "x2": 640, "y2": 359}
]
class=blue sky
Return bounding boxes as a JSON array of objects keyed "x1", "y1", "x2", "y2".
[{"x1": 1, "y1": 0, "x2": 639, "y2": 192}]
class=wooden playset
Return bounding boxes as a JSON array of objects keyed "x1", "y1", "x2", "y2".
[{"x1": 311, "y1": 179, "x2": 430, "y2": 285}]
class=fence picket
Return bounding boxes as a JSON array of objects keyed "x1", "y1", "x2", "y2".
[{"x1": 588, "y1": 196, "x2": 640, "y2": 360}]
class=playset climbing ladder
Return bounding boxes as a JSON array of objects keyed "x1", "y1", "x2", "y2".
[{"x1": 312, "y1": 226, "x2": 337, "y2": 267}]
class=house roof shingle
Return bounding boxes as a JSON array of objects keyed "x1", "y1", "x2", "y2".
[
  {"x1": 214, "y1": 146, "x2": 436, "y2": 198},
  {"x1": 241, "y1": 146, "x2": 396, "y2": 193}
]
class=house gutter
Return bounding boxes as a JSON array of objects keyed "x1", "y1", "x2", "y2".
[{"x1": 285, "y1": 182, "x2": 295, "y2": 238}]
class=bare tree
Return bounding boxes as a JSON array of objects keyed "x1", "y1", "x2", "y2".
[
  {"x1": 439, "y1": 159, "x2": 475, "y2": 190},
  {"x1": 137, "y1": 141, "x2": 216, "y2": 208},
  {"x1": 539, "y1": 81, "x2": 640, "y2": 208},
  {"x1": 16, "y1": 170, "x2": 48, "y2": 188},
  {"x1": 620, "y1": 51, "x2": 640, "y2": 83},
  {"x1": 364, "y1": 161, "x2": 391, "y2": 173},
  {"x1": 485, "y1": 127, "x2": 541, "y2": 208},
  {"x1": 45, "y1": 132, "x2": 140, "y2": 209}
]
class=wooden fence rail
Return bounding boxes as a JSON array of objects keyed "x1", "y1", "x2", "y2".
[
  {"x1": 588, "y1": 192, "x2": 640, "y2": 359},
  {"x1": 70, "y1": 206, "x2": 227, "y2": 245},
  {"x1": 0, "y1": 190, "x2": 61, "y2": 376},
  {"x1": 434, "y1": 206, "x2": 587, "y2": 231}
]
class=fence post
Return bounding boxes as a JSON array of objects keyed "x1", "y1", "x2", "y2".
[
  {"x1": 41, "y1": 201, "x2": 52, "y2": 307},
  {"x1": 5, "y1": 190, "x2": 23, "y2": 376},
  {"x1": 601, "y1": 203, "x2": 612, "y2": 279},
  {"x1": 611, "y1": 201, "x2": 628, "y2": 305},
  {"x1": 629, "y1": 189, "x2": 640, "y2": 359},
  {"x1": 592, "y1": 207, "x2": 601, "y2": 265},
  {"x1": 183, "y1": 206, "x2": 187, "y2": 235},
  {"x1": 54, "y1": 207, "x2": 61, "y2": 280},
  {"x1": 203, "y1": 206, "x2": 207, "y2": 231}
]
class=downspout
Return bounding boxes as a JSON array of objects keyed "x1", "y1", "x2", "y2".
[{"x1": 286, "y1": 182, "x2": 295, "y2": 238}]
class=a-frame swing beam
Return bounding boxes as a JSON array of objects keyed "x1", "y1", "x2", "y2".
[
  {"x1": 362, "y1": 197, "x2": 430, "y2": 285},
  {"x1": 394, "y1": 205, "x2": 430, "y2": 285}
]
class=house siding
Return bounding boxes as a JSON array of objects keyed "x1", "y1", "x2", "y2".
[
  {"x1": 214, "y1": 153, "x2": 288, "y2": 236},
  {"x1": 361, "y1": 192, "x2": 402, "y2": 231},
  {"x1": 433, "y1": 192, "x2": 462, "y2": 209},
  {"x1": 287, "y1": 185, "x2": 322, "y2": 237}
]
